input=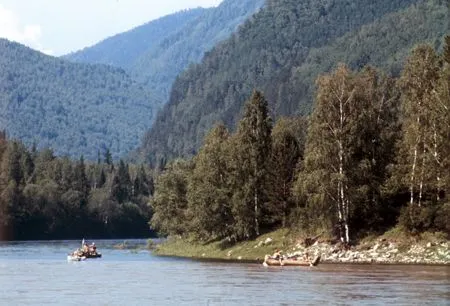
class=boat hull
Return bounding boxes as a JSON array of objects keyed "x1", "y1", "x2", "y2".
[
  {"x1": 67, "y1": 255, "x2": 86, "y2": 262},
  {"x1": 85, "y1": 253, "x2": 102, "y2": 259},
  {"x1": 263, "y1": 255, "x2": 321, "y2": 267}
]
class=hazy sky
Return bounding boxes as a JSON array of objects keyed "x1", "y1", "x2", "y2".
[{"x1": 0, "y1": 0, "x2": 223, "y2": 56}]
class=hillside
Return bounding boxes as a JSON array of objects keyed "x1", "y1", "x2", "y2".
[
  {"x1": 0, "y1": 39, "x2": 159, "y2": 160},
  {"x1": 136, "y1": 0, "x2": 448, "y2": 164},
  {"x1": 64, "y1": 8, "x2": 205, "y2": 70},
  {"x1": 64, "y1": 0, "x2": 265, "y2": 102},
  {"x1": 130, "y1": 0, "x2": 265, "y2": 101}
]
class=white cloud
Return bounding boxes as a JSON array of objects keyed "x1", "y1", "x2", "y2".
[{"x1": 0, "y1": 4, "x2": 53, "y2": 54}]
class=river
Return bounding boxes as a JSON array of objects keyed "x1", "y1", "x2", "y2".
[{"x1": 0, "y1": 240, "x2": 448, "y2": 305}]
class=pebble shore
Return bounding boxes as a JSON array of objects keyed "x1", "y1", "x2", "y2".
[{"x1": 285, "y1": 240, "x2": 450, "y2": 265}]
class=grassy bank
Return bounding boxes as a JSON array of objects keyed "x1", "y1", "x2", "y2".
[{"x1": 152, "y1": 227, "x2": 450, "y2": 265}]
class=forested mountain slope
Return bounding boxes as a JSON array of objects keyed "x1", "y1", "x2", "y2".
[
  {"x1": 64, "y1": 8, "x2": 205, "y2": 69},
  {"x1": 130, "y1": 0, "x2": 265, "y2": 101},
  {"x1": 64, "y1": 0, "x2": 265, "y2": 102},
  {"x1": 0, "y1": 39, "x2": 159, "y2": 160},
  {"x1": 137, "y1": 0, "x2": 448, "y2": 164}
]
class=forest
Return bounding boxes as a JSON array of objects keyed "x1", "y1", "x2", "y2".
[
  {"x1": 138, "y1": 0, "x2": 448, "y2": 167},
  {"x1": 66, "y1": 0, "x2": 265, "y2": 103},
  {"x1": 0, "y1": 135, "x2": 154, "y2": 240},
  {"x1": 149, "y1": 40, "x2": 450, "y2": 243},
  {"x1": 0, "y1": 39, "x2": 159, "y2": 160}
]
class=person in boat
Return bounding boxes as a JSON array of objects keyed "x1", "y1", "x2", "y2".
[
  {"x1": 272, "y1": 249, "x2": 282, "y2": 259},
  {"x1": 303, "y1": 252, "x2": 310, "y2": 261},
  {"x1": 89, "y1": 242, "x2": 97, "y2": 255},
  {"x1": 82, "y1": 242, "x2": 89, "y2": 255},
  {"x1": 272, "y1": 249, "x2": 283, "y2": 265}
]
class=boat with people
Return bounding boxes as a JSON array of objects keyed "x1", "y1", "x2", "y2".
[
  {"x1": 67, "y1": 239, "x2": 102, "y2": 261},
  {"x1": 263, "y1": 249, "x2": 321, "y2": 267}
]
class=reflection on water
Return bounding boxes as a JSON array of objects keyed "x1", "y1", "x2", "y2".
[{"x1": 0, "y1": 241, "x2": 448, "y2": 305}]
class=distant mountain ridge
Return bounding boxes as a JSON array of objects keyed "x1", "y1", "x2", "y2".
[
  {"x1": 0, "y1": 39, "x2": 160, "y2": 160},
  {"x1": 64, "y1": 8, "x2": 206, "y2": 69},
  {"x1": 135, "y1": 0, "x2": 448, "y2": 164},
  {"x1": 64, "y1": 0, "x2": 265, "y2": 102}
]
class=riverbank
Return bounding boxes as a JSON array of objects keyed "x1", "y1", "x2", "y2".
[{"x1": 152, "y1": 228, "x2": 450, "y2": 265}]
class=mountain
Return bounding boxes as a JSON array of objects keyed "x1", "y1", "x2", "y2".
[
  {"x1": 64, "y1": 8, "x2": 206, "y2": 69},
  {"x1": 0, "y1": 39, "x2": 159, "y2": 160},
  {"x1": 64, "y1": 0, "x2": 265, "y2": 102},
  {"x1": 136, "y1": 0, "x2": 448, "y2": 164}
]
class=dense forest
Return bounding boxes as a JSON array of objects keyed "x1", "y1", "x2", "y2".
[
  {"x1": 0, "y1": 39, "x2": 160, "y2": 160},
  {"x1": 150, "y1": 40, "x2": 450, "y2": 243},
  {"x1": 137, "y1": 0, "x2": 448, "y2": 166},
  {"x1": 0, "y1": 132, "x2": 155, "y2": 240},
  {"x1": 65, "y1": 0, "x2": 265, "y2": 103}
]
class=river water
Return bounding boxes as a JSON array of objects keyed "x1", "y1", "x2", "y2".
[{"x1": 0, "y1": 240, "x2": 448, "y2": 305}]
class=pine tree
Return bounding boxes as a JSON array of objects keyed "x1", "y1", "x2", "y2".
[
  {"x1": 104, "y1": 148, "x2": 112, "y2": 168},
  {"x1": 229, "y1": 90, "x2": 272, "y2": 239},
  {"x1": 98, "y1": 168, "x2": 106, "y2": 189},
  {"x1": 73, "y1": 155, "x2": 89, "y2": 201},
  {"x1": 133, "y1": 165, "x2": 150, "y2": 197},
  {"x1": 111, "y1": 160, "x2": 132, "y2": 203}
]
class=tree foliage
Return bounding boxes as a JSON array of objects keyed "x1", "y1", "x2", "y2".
[
  {"x1": 0, "y1": 136, "x2": 155, "y2": 240},
  {"x1": 138, "y1": 0, "x2": 448, "y2": 164},
  {"x1": 149, "y1": 40, "x2": 449, "y2": 243}
]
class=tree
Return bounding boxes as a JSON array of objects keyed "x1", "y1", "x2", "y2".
[
  {"x1": 187, "y1": 124, "x2": 233, "y2": 240},
  {"x1": 267, "y1": 116, "x2": 306, "y2": 227},
  {"x1": 293, "y1": 65, "x2": 399, "y2": 242},
  {"x1": 149, "y1": 159, "x2": 192, "y2": 236},
  {"x1": 111, "y1": 160, "x2": 131, "y2": 203},
  {"x1": 104, "y1": 149, "x2": 113, "y2": 167},
  {"x1": 395, "y1": 45, "x2": 441, "y2": 207},
  {"x1": 229, "y1": 90, "x2": 272, "y2": 239},
  {"x1": 72, "y1": 155, "x2": 89, "y2": 202},
  {"x1": 133, "y1": 165, "x2": 150, "y2": 197}
]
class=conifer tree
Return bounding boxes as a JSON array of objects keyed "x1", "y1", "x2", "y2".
[{"x1": 229, "y1": 91, "x2": 272, "y2": 239}]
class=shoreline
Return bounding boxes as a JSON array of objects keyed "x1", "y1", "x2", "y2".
[
  {"x1": 154, "y1": 253, "x2": 450, "y2": 266},
  {"x1": 152, "y1": 229, "x2": 450, "y2": 266}
]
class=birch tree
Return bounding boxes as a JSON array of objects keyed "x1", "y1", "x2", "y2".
[
  {"x1": 294, "y1": 65, "x2": 398, "y2": 242},
  {"x1": 396, "y1": 45, "x2": 441, "y2": 207},
  {"x1": 187, "y1": 124, "x2": 233, "y2": 240}
]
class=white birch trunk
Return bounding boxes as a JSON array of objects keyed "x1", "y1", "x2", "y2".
[
  {"x1": 410, "y1": 115, "x2": 420, "y2": 205},
  {"x1": 433, "y1": 124, "x2": 440, "y2": 201},
  {"x1": 338, "y1": 95, "x2": 346, "y2": 243},
  {"x1": 418, "y1": 144, "x2": 426, "y2": 207}
]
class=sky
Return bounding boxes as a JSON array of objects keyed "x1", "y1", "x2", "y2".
[{"x1": 0, "y1": 0, "x2": 223, "y2": 56}]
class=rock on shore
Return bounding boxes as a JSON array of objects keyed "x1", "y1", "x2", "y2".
[{"x1": 285, "y1": 240, "x2": 450, "y2": 265}]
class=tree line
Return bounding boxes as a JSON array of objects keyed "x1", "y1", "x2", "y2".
[
  {"x1": 150, "y1": 40, "x2": 450, "y2": 243},
  {"x1": 0, "y1": 138, "x2": 154, "y2": 240}
]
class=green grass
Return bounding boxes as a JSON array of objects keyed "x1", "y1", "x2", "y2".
[
  {"x1": 153, "y1": 229, "x2": 297, "y2": 261},
  {"x1": 152, "y1": 226, "x2": 449, "y2": 262}
]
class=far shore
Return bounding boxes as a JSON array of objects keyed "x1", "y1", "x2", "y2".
[{"x1": 150, "y1": 228, "x2": 450, "y2": 266}]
